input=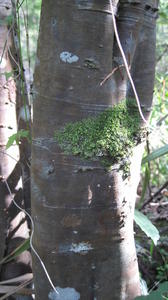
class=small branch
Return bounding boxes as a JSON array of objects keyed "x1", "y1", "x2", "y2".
[
  {"x1": 156, "y1": 44, "x2": 168, "y2": 64},
  {"x1": 146, "y1": 134, "x2": 152, "y2": 198},
  {"x1": 142, "y1": 180, "x2": 168, "y2": 209},
  {"x1": 100, "y1": 64, "x2": 124, "y2": 86},
  {"x1": 156, "y1": 113, "x2": 168, "y2": 126},
  {"x1": 0, "y1": 278, "x2": 32, "y2": 300}
]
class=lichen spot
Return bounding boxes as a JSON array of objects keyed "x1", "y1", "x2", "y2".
[
  {"x1": 70, "y1": 242, "x2": 93, "y2": 254},
  {"x1": 59, "y1": 242, "x2": 93, "y2": 255},
  {"x1": 48, "y1": 287, "x2": 80, "y2": 300},
  {"x1": 60, "y1": 51, "x2": 79, "y2": 64},
  {"x1": 75, "y1": 0, "x2": 93, "y2": 9}
]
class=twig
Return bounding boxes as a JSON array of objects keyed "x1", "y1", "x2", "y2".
[
  {"x1": 146, "y1": 134, "x2": 152, "y2": 198},
  {"x1": 156, "y1": 44, "x2": 168, "y2": 63},
  {"x1": 100, "y1": 64, "x2": 124, "y2": 86},
  {"x1": 0, "y1": 278, "x2": 32, "y2": 300},
  {"x1": 142, "y1": 180, "x2": 168, "y2": 209},
  {"x1": 156, "y1": 113, "x2": 168, "y2": 126},
  {"x1": 17, "y1": 0, "x2": 25, "y2": 10},
  {"x1": 0, "y1": 285, "x2": 34, "y2": 296},
  {"x1": 0, "y1": 273, "x2": 33, "y2": 285}
]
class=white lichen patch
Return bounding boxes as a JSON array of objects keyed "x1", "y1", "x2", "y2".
[
  {"x1": 70, "y1": 242, "x2": 93, "y2": 253},
  {"x1": 59, "y1": 242, "x2": 93, "y2": 254},
  {"x1": 75, "y1": 0, "x2": 93, "y2": 9},
  {"x1": 48, "y1": 287, "x2": 80, "y2": 300},
  {"x1": 60, "y1": 51, "x2": 79, "y2": 64}
]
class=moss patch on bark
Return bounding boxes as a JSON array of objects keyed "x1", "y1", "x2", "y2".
[{"x1": 55, "y1": 100, "x2": 145, "y2": 170}]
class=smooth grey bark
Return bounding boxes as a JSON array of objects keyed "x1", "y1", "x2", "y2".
[{"x1": 31, "y1": 1, "x2": 158, "y2": 299}]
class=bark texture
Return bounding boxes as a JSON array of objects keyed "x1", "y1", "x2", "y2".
[{"x1": 32, "y1": 0, "x2": 158, "y2": 299}]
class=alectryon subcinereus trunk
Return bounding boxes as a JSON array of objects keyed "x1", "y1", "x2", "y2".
[{"x1": 31, "y1": 1, "x2": 159, "y2": 299}]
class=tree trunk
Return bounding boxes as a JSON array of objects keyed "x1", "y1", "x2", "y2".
[
  {"x1": 0, "y1": 1, "x2": 32, "y2": 298},
  {"x1": 31, "y1": 0, "x2": 158, "y2": 299}
]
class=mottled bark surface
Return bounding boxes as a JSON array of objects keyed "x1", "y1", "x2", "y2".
[{"x1": 32, "y1": 0, "x2": 158, "y2": 299}]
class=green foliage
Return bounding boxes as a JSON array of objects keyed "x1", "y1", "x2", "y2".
[
  {"x1": 0, "y1": 71, "x2": 14, "y2": 81},
  {"x1": 158, "y1": 1, "x2": 168, "y2": 24},
  {"x1": 156, "y1": 248, "x2": 168, "y2": 282},
  {"x1": 55, "y1": 101, "x2": 144, "y2": 169},
  {"x1": 134, "y1": 210, "x2": 160, "y2": 246},
  {"x1": 141, "y1": 75, "x2": 168, "y2": 186},
  {"x1": 149, "y1": 241, "x2": 155, "y2": 257},
  {"x1": 4, "y1": 71, "x2": 14, "y2": 81},
  {"x1": 157, "y1": 265, "x2": 168, "y2": 282},
  {"x1": 135, "y1": 281, "x2": 168, "y2": 300},
  {"x1": 142, "y1": 144, "x2": 168, "y2": 164},
  {"x1": 0, "y1": 239, "x2": 30, "y2": 264},
  {"x1": 6, "y1": 130, "x2": 30, "y2": 149}
]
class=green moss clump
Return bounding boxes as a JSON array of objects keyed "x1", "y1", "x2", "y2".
[{"x1": 55, "y1": 101, "x2": 145, "y2": 168}]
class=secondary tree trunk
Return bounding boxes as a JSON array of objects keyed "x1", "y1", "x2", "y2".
[
  {"x1": 0, "y1": 2, "x2": 32, "y2": 298},
  {"x1": 31, "y1": 1, "x2": 158, "y2": 299}
]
